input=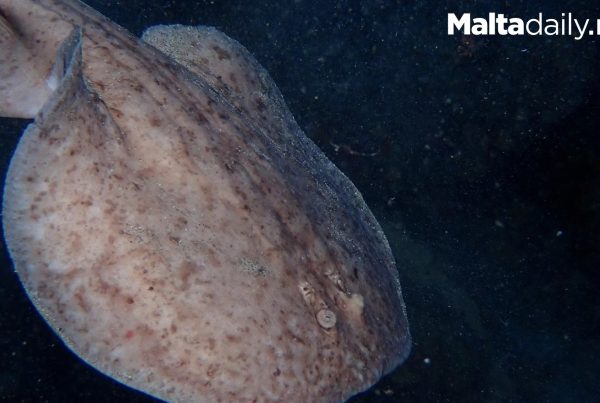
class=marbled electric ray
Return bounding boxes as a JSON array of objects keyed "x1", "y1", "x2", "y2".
[{"x1": 0, "y1": 1, "x2": 410, "y2": 401}]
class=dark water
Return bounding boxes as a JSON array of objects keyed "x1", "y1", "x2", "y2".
[{"x1": 1, "y1": 0, "x2": 599, "y2": 402}]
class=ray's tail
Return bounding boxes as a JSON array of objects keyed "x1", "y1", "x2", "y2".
[{"x1": 0, "y1": 2, "x2": 73, "y2": 118}]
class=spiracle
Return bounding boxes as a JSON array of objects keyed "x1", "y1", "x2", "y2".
[{"x1": 316, "y1": 309, "x2": 337, "y2": 329}]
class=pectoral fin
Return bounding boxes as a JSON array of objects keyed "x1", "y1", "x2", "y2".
[{"x1": 142, "y1": 25, "x2": 297, "y2": 146}]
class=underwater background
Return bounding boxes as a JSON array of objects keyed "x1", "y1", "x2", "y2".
[{"x1": 1, "y1": 0, "x2": 599, "y2": 402}]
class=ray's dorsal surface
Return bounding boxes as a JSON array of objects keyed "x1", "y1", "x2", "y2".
[{"x1": 0, "y1": 0, "x2": 410, "y2": 402}]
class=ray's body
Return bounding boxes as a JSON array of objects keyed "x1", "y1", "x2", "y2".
[{"x1": 0, "y1": 1, "x2": 410, "y2": 401}]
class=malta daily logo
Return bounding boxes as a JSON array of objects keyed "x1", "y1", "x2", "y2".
[{"x1": 448, "y1": 13, "x2": 597, "y2": 40}]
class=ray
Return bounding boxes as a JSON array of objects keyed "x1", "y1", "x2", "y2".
[{"x1": 0, "y1": 1, "x2": 410, "y2": 401}]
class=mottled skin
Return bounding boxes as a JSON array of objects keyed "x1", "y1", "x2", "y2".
[{"x1": 0, "y1": 1, "x2": 411, "y2": 402}]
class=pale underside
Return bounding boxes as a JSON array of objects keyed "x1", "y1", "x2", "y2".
[{"x1": 0, "y1": 1, "x2": 410, "y2": 402}]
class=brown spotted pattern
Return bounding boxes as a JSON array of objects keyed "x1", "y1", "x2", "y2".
[{"x1": 0, "y1": 1, "x2": 410, "y2": 402}]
